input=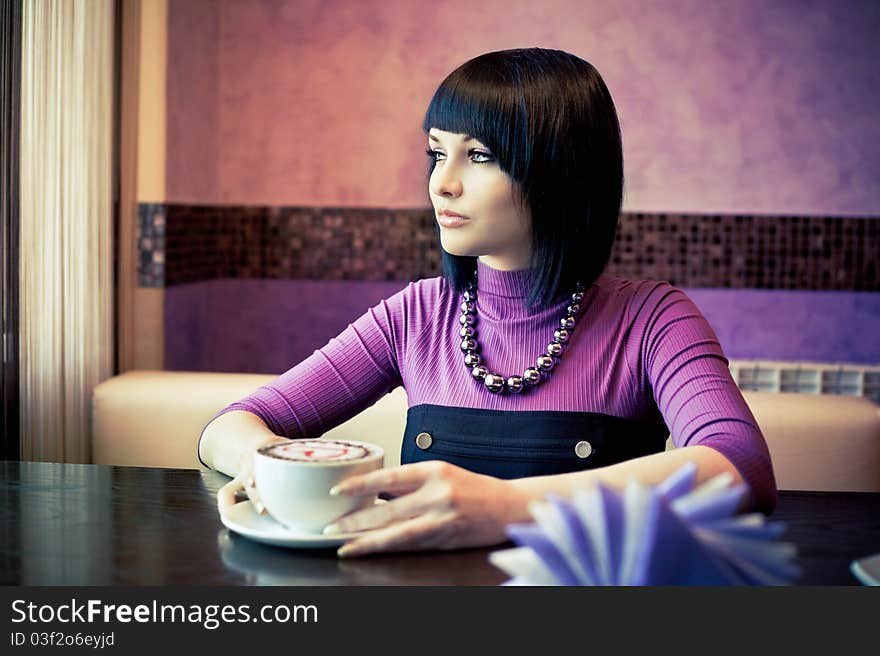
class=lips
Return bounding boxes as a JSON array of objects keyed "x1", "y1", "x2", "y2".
[{"x1": 437, "y1": 210, "x2": 470, "y2": 228}]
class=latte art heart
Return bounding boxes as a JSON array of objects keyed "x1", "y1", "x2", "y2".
[{"x1": 263, "y1": 439, "x2": 372, "y2": 463}]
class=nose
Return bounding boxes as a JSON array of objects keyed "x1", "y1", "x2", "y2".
[{"x1": 429, "y1": 162, "x2": 462, "y2": 199}]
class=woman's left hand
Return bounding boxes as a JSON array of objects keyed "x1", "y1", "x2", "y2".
[{"x1": 324, "y1": 461, "x2": 530, "y2": 558}]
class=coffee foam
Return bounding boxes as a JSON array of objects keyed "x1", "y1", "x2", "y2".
[{"x1": 261, "y1": 439, "x2": 374, "y2": 463}]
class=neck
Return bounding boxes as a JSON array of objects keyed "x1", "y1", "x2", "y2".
[
  {"x1": 477, "y1": 254, "x2": 532, "y2": 271},
  {"x1": 475, "y1": 258, "x2": 536, "y2": 300}
]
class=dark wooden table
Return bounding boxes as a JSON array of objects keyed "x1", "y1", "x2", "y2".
[{"x1": 1, "y1": 461, "x2": 878, "y2": 585}]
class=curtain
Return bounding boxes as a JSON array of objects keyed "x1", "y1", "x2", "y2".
[
  {"x1": 19, "y1": 0, "x2": 114, "y2": 462},
  {"x1": 1, "y1": 0, "x2": 22, "y2": 459}
]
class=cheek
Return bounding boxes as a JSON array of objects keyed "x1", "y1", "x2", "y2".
[
  {"x1": 484, "y1": 180, "x2": 531, "y2": 230},
  {"x1": 491, "y1": 191, "x2": 530, "y2": 234}
]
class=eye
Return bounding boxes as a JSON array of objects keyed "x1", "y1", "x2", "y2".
[
  {"x1": 469, "y1": 150, "x2": 495, "y2": 164},
  {"x1": 425, "y1": 148, "x2": 446, "y2": 162}
]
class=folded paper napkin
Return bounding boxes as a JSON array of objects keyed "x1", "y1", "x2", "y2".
[{"x1": 489, "y1": 462, "x2": 801, "y2": 585}]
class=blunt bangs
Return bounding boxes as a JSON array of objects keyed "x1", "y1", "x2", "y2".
[
  {"x1": 423, "y1": 48, "x2": 623, "y2": 310},
  {"x1": 422, "y1": 64, "x2": 531, "y2": 185}
]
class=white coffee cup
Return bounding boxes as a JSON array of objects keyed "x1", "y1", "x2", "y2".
[{"x1": 253, "y1": 438, "x2": 384, "y2": 533}]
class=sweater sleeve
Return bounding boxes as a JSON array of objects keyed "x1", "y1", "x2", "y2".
[
  {"x1": 627, "y1": 281, "x2": 778, "y2": 514},
  {"x1": 209, "y1": 282, "x2": 414, "y2": 441}
]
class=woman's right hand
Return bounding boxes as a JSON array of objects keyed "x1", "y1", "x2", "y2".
[
  {"x1": 199, "y1": 409, "x2": 290, "y2": 516},
  {"x1": 217, "y1": 446, "x2": 263, "y2": 514},
  {"x1": 216, "y1": 435, "x2": 289, "y2": 516}
]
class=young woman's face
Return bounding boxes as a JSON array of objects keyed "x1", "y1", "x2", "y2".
[{"x1": 427, "y1": 129, "x2": 532, "y2": 271}]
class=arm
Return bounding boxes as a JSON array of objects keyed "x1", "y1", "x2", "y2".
[
  {"x1": 198, "y1": 282, "x2": 412, "y2": 480},
  {"x1": 625, "y1": 282, "x2": 775, "y2": 511},
  {"x1": 508, "y1": 444, "x2": 745, "y2": 520},
  {"x1": 198, "y1": 410, "x2": 288, "y2": 478}
]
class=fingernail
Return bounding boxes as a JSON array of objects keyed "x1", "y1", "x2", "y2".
[
  {"x1": 255, "y1": 501, "x2": 266, "y2": 514},
  {"x1": 323, "y1": 523, "x2": 342, "y2": 535},
  {"x1": 328, "y1": 485, "x2": 344, "y2": 496},
  {"x1": 337, "y1": 544, "x2": 357, "y2": 558}
]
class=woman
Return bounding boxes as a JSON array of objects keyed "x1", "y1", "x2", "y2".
[{"x1": 198, "y1": 48, "x2": 776, "y2": 558}]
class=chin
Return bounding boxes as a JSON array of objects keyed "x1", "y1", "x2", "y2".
[{"x1": 439, "y1": 235, "x2": 478, "y2": 258}]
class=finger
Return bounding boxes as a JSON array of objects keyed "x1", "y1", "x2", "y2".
[
  {"x1": 238, "y1": 473, "x2": 267, "y2": 514},
  {"x1": 337, "y1": 510, "x2": 457, "y2": 558},
  {"x1": 217, "y1": 478, "x2": 243, "y2": 513},
  {"x1": 331, "y1": 461, "x2": 443, "y2": 497},
  {"x1": 218, "y1": 473, "x2": 266, "y2": 514},
  {"x1": 325, "y1": 483, "x2": 442, "y2": 534}
]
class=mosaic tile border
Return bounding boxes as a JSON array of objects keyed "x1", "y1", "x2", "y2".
[
  {"x1": 138, "y1": 203, "x2": 166, "y2": 287},
  {"x1": 137, "y1": 204, "x2": 879, "y2": 291}
]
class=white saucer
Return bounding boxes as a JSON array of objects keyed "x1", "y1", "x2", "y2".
[
  {"x1": 220, "y1": 499, "x2": 383, "y2": 548},
  {"x1": 851, "y1": 552, "x2": 880, "y2": 586}
]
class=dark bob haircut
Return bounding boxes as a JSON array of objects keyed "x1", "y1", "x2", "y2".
[{"x1": 423, "y1": 47, "x2": 623, "y2": 310}]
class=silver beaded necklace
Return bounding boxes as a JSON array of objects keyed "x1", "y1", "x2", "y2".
[{"x1": 459, "y1": 269, "x2": 586, "y2": 394}]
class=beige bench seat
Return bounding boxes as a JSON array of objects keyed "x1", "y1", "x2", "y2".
[{"x1": 92, "y1": 370, "x2": 880, "y2": 492}]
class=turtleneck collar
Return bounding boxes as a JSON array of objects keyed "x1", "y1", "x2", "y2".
[{"x1": 475, "y1": 259, "x2": 537, "y2": 299}]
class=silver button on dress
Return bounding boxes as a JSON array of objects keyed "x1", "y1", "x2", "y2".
[
  {"x1": 574, "y1": 440, "x2": 593, "y2": 459},
  {"x1": 415, "y1": 432, "x2": 433, "y2": 450}
]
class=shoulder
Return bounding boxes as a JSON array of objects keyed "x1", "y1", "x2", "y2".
[
  {"x1": 378, "y1": 274, "x2": 452, "y2": 317},
  {"x1": 590, "y1": 274, "x2": 707, "y2": 339},
  {"x1": 414, "y1": 274, "x2": 450, "y2": 297},
  {"x1": 594, "y1": 273, "x2": 695, "y2": 316},
  {"x1": 594, "y1": 273, "x2": 681, "y2": 301},
  {"x1": 391, "y1": 275, "x2": 449, "y2": 302}
]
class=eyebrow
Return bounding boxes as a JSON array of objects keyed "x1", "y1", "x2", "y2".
[{"x1": 428, "y1": 132, "x2": 480, "y2": 144}]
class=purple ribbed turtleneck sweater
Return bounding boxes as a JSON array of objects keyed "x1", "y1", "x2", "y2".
[{"x1": 217, "y1": 260, "x2": 777, "y2": 513}]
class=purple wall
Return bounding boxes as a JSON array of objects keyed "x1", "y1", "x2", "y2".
[
  {"x1": 167, "y1": 0, "x2": 880, "y2": 214},
  {"x1": 688, "y1": 289, "x2": 880, "y2": 364},
  {"x1": 165, "y1": 281, "x2": 880, "y2": 373},
  {"x1": 165, "y1": 279, "x2": 407, "y2": 373}
]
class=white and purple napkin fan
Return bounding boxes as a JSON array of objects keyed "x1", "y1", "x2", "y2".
[{"x1": 489, "y1": 462, "x2": 801, "y2": 585}]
